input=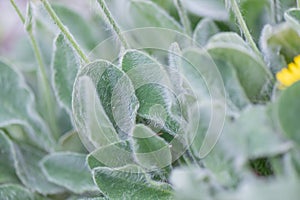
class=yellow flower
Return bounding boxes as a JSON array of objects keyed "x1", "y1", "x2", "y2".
[{"x1": 276, "y1": 55, "x2": 300, "y2": 88}]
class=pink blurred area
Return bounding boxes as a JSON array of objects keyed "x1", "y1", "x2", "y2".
[
  {"x1": 0, "y1": 0, "x2": 26, "y2": 56},
  {"x1": 0, "y1": 0, "x2": 91, "y2": 57}
]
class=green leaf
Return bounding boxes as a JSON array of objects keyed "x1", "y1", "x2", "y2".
[
  {"x1": 239, "y1": 0, "x2": 272, "y2": 42},
  {"x1": 180, "y1": 48, "x2": 225, "y2": 100},
  {"x1": 202, "y1": 144, "x2": 239, "y2": 187},
  {"x1": 260, "y1": 23, "x2": 300, "y2": 72},
  {"x1": 217, "y1": 60, "x2": 251, "y2": 111},
  {"x1": 221, "y1": 106, "x2": 292, "y2": 161},
  {"x1": 0, "y1": 184, "x2": 34, "y2": 200},
  {"x1": 129, "y1": 0, "x2": 182, "y2": 31},
  {"x1": 77, "y1": 198, "x2": 108, "y2": 200},
  {"x1": 73, "y1": 75, "x2": 119, "y2": 150},
  {"x1": 35, "y1": 3, "x2": 100, "y2": 51},
  {"x1": 0, "y1": 60, "x2": 55, "y2": 151},
  {"x1": 0, "y1": 131, "x2": 18, "y2": 184},
  {"x1": 87, "y1": 140, "x2": 135, "y2": 169},
  {"x1": 285, "y1": 8, "x2": 300, "y2": 33},
  {"x1": 52, "y1": 33, "x2": 81, "y2": 112},
  {"x1": 217, "y1": 178, "x2": 300, "y2": 200},
  {"x1": 170, "y1": 167, "x2": 221, "y2": 200},
  {"x1": 132, "y1": 124, "x2": 172, "y2": 169},
  {"x1": 73, "y1": 60, "x2": 139, "y2": 149},
  {"x1": 179, "y1": 48, "x2": 226, "y2": 157},
  {"x1": 53, "y1": 4, "x2": 100, "y2": 50},
  {"x1": 121, "y1": 50, "x2": 182, "y2": 137},
  {"x1": 41, "y1": 152, "x2": 98, "y2": 194},
  {"x1": 13, "y1": 144, "x2": 63, "y2": 194},
  {"x1": 57, "y1": 130, "x2": 87, "y2": 153},
  {"x1": 182, "y1": 47, "x2": 250, "y2": 111},
  {"x1": 182, "y1": 0, "x2": 228, "y2": 21},
  {"x1": 193, "y1": 18, "x2": 219, "y2": 47},
  {"x1": 185, "y1": 99, "x2": 226, "y2": 158},
  {"x1": 167, "y1": 43, "x2": 184, "y2": 92},
  {"x1": 116, "y1": 1, "x2": 184, "y2": 52},
  {"x1": 278, "y1": 81, "x2": 300, "y2": 146},
  {"x1": 207, "y1": 33, "x2": 273, "y2": 102},
  {"x1": 93, "y1": 165, "x2": 173, "y2": 200}
]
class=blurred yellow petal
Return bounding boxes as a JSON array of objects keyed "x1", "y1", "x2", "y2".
[
  {"x1": 276, "y1": 55, "x2": 300, "y2": 88},
  {"x1": 294, "y1": 55, "x2": 300, "y2": 66}
]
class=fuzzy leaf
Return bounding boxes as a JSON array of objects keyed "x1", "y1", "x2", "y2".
[
  {"x1": 207, "y1": 33, "x2": 273, "y2": 102},
  {"x1": 13, "y1": 144, "x2": 63, "y2": 194},
  {"x1": 57, "y1": 130, "x2": 87, "y2": 153},
  {"x1": 41, "y1": 152, "x2": 98, "y2": 194},
  {"x1": 35, "y1": 4, "x2": 100, "y2": 50},
  {"x1": 87, "y1": 140, "x2": 134, "y2": 169},
  {"x1": 193, "y1": 18, "x2": 219, "y2": 47},
  {"x1": 167, "y1": 43, "x2": 184, "y2": 92},
  {"x1": 180, "y1": 48, "x2": 226, "y2": 157},
  {"x1": 132, "y1": 124, "x2": 172, "y2": 169},
  {"x1": 217, "y1": 178, "x2": 300, "y2": 200},
  {"x1": 93, "y1": 165, "x2": 173, "y2": 200},
  {"x1": 52, "y1": 33, "x2": 81, "y2": 112},
  {"x1": 182, "y1": 0, "x2": 228, "y2": 21},
  {"x1": 239, "y1": 0, "x2": 272, "y2": 42},
  {"x1": 72, "y1": 60, "x2": 138, "y2": 149},
  {"x1": 170, "y1": 167, "x2": 219, "y2": 200},
  {"x1": 0, "y1": 60, "x2": 54, "y2": 151},
  {"x1": 278, "y1": 81, "x2": 300, "y2": 146},
  {"x1": 122, "y1": 50, "x2": 182, "y2": 137},
  {"x1": 0, "y1": 184, "x2": 34, "y2": 200},
  {"x1": 0, "y1": 131, "x2": 18, "y2": 184},
  {"x1": 285, "y1": 8, "x2": 300, "y2": 34},
  {"x1": 260, "y1": 23, "x2": 300, "y2": 72},
  {"x1": 221, "y1": 106, "x2": 292, "y2": 160},
  {"x1": 129, "y1": 0, "x2": 182, "y2": 31}
]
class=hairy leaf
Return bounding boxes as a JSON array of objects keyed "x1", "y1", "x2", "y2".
[
  {"x1": 72, "y1": 60, "x2": 139, "y2": 149},
  {"x1": 93, "y1": 165, "x2": 173, "y2": 200},
  {"x1": 13, "y1": 144, "x2": 63, "y2": 194},
  {"x1": 52, "y1": 33, "x2": 80, "y2": 112},
  {"x1": 0, "y1": 131, "x2": 18, "y2": 184},
  {"x1": 132, "y1": 124, "x2": 172, "y2": 169},
  {"x1": 88, "y1": 140, "x2": 134, "y2": 169},
  {"x1": 278, "y1": 81, "x2": 300, "y2": 146},
  {"x1": 0, "y1": 184, "x2": 34, "y2": 200},
  {"x1": 41, "y1": 152, "x2": 98, "y2": 194},
  {"x1": 0, "y1": 60, "x2": 55, "y2": 151}
]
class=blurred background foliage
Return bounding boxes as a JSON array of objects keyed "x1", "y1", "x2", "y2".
[{"x1": 1, "y1": 0, "x2": 300, "y2": 200}]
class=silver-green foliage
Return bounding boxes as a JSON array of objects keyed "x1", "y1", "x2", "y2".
[{"x1": 2, "y1": 0, "x2": 300, "y2": 199}]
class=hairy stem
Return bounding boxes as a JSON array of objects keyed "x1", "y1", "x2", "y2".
[
  {"x1": 40, "y1": 0, "x2": 89, "y2": 63},
  {"x1": 273, "y1": 0, "x2": 281, "y2": 23},
  {"x1": 269, "y1": 0, "x2": 276, "y2": 24},
  {"x1": 10, "y1": 0, "x2": 59, "y2": 138},
  {"x1": 96, "y1": 0, "x2": 129, "y2": 49},
  {"x1": 10, "y1": 0, "x2": 25, "y2": 23},
  {"x1": 230, "y1": 0, "x2": 261, "y2": 57},
  {"x1": 174, "y1": 0, "x2": 192, "y2": 36}
]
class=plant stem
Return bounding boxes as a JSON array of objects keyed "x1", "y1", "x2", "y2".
[
  {"x1": 298, "y1": 0, "x2": 300, "y2": 8},
  {"x1": 174, "y1": 0, "x2": 192, "y2": 36},
  {"x1": 273, "y1": 0, "x2": 281, "y2": 23},
  {"x1": 10, "y1": 0, "x2": 25, "y2": 23},
  {"x1": 40, "y1": 0, "x2": 89, "y2": 63},
  {"x1": 10, "y1": 0, "x2": 59, "y2": 138},
  {"x1": 230, "y1": 0, "x2": 261, "y2": 57},
  {"x1": 269, "y1": 0, "x2": 276, "y2": 24},
  {"x1": 96, "y1": 0, "x2": 130, "y2": 49}
]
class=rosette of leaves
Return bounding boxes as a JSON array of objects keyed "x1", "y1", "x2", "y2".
[{"x1": 1, "y1": 0, "x2": 300, "y2": 199}]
